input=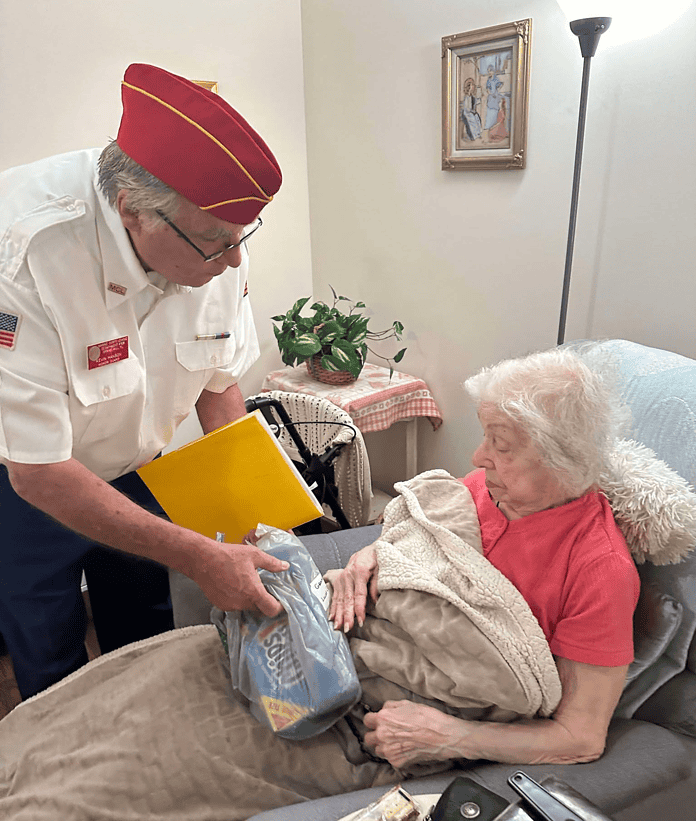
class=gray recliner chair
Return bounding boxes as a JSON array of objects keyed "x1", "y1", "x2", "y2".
[{"x1": 170, "y1": 339, "x2": 696, "y2": 821}]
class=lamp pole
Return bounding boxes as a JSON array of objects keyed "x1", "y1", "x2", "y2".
[{"x1": 557, "y1": 16, "x2": 611, "y2": 346}]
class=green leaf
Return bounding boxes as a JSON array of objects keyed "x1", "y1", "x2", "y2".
[
  {"x1": 273, "y1": 323, "x2": 297, "y2": 363},
  {"x1": 393, "y1": 321, "x2": 404, "y2": 335},
  {"x1": 331, "y1": 339, "x2": 362, "y2": 377},
  {"x1": 290, "y1": 333, "x2": 322, "y2": 357},
  {"x1": 316, "y1": 319, "x2": 342, "y2": 344},
  {"x1": 289, "y1": 296, "x2": 311, "y2": 320},
  {"x1": 346, "y1": 359, "x2": 363, "y2": 378},
  {"x1": 354, "y1": 301, "x2": 365, "y2": 308},
  {"x1": 271, "y1": 314, "x2": 286, "y2": 322},
  {"x1": 280, "y1": 349, "x2": 296, "y2": 367},
  {"x1": 353, "y1": 317, "x2": 369, "y2": 332},
  {"x1": 347, "y1": 323, "x2": 368, "y2": 344},
  {"x1": 331, "y1": 337, "x2": 359, "y2": 361},
  {"x1": 393, "y1": 347, "x2": 406, "y2": 363},
  {"x1": 320, "y1": 354, "x2": 343, "y2": 372},
  {"x1": 310, "y1": 304, "x2": 331, "y2": 324}
]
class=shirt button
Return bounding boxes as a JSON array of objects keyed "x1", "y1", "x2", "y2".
[
  {"x1": 102, "y1": 386, "x2": 111, "y2": 398},
  {"x1": 210, "y1": 355, "x2": 218, "y2": 365}
]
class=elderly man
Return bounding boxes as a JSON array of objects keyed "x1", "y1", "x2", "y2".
[{"x1": 0, "y1": 63, "x2": 288, "y2": 699}]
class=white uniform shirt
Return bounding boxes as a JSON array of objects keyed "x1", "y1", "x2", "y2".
[{"x1": 0, "y1": 149, "x2": 259, "y2": 481}]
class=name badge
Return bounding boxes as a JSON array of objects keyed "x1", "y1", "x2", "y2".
[{"x1": 87, "y1": 336, "x2": 129, "y2": 370}]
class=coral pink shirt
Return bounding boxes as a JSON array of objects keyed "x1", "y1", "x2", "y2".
[{"x1": 461, "y1": 470, "x2": 640, "y2": 667}]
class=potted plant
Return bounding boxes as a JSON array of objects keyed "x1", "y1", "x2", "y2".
[{"x1": 271, "y1": 286, "x2": 407, "y2": 384}]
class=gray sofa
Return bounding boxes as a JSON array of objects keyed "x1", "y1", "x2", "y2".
[{"x1": 170, "y1": 339, "x2": 696, "y2": 821}]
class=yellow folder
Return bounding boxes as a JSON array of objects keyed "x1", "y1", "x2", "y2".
[{"x1": 137, "y1": 411, "x2": 323, "y2": 543}]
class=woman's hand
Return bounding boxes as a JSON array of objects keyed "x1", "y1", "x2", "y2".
[
  {"x1": 326, "y1": 543, "x2": 379, "y2": 632},
  {"x1": 363, "y1": 701, "x2": 469, "y2": 769}
]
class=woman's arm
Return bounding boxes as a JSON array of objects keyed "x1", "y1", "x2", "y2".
[{"x1": 363, "y1": 657, "x2": 628, "y2": 768}]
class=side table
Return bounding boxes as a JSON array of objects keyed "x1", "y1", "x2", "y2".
[{"x1": 261, "y1": 362, "x2": 443, "y2": 479}]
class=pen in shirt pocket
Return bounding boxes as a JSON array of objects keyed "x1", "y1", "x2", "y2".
[{"x1": 196, "y1": 332, "x2": 231, "y2": 340}]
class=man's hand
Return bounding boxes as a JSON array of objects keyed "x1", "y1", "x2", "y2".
[
  {"x1": 326, "y1": 543, "x2": 379, "y2": 632},
  {"x1": 192, "y1": 539, "x2": 289, "y2": 617}
]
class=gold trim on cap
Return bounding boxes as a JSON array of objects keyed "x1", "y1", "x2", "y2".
[
  {"x1": 194, "y1": 80, "x2": 218, "y2": 93},
  {"x1": 122, "y1": 80, "x2": 272, "y2": 203},
  {"x1": 200, "y1": 194, "x2": 274, "y2": 210}
]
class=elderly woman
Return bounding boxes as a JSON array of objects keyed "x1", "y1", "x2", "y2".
[{"x1": 329, "y1": 347, "x2": 640, "y2": 769}]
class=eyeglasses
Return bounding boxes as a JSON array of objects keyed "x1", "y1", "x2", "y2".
[{"x1": 155, "y1": 210, "x2": 262, "y2": 262}]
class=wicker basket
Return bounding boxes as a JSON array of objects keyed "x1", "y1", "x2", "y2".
[{"x1": 306, "y1": 353, "x2": 362, "y2": 385}]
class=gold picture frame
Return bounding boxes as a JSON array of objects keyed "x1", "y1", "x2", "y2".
[{"x1": 442, "y1": 19, "x2": 531, "y2": 170}]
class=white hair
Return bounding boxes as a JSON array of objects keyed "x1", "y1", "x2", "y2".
[
  {"x1": 97, "y1": 140, "x2": 183, "y2": 223},
  {"x1": 464, "y1": 346, "x2": 626, "y2": 497}
]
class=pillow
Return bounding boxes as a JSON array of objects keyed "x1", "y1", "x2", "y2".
[{"x1": 600, "y1": 438, "x2": 696, "y2": 565}]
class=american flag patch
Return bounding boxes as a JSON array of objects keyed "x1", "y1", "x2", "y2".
[{"x1": 0, "y1": 310, "x2": 21, "y2": 351}]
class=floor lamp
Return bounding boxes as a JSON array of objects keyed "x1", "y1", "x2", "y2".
[{"x1": 557, "y1": 16, "x2": 611, "y2": 346}]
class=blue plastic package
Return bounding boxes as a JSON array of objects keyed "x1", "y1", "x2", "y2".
[{"x1": 212, "y1": 525, "x2": 361, "y2": 740}]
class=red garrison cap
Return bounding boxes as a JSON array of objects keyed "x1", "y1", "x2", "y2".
[{"x1": 116, "y1": 63, "x2": 282, "y2": 224}]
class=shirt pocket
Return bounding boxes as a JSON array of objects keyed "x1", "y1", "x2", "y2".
[
  {"x1": 174, "y1": 337, "x2": 238, "y2": 373},
  {"x1": 173, "y1": 337, "x2": 238, "y2": 408},
  {"x1": 70, "y1": 356, "x2": 143, "y2": 448}
]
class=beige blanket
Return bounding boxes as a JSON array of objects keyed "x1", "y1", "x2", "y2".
[{"x1": 0, "y1": 471, "x2": 561, "y2": 820}]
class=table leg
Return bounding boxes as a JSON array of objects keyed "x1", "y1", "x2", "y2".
[{"x1": 405, "y1": 418, "x2": 418, "y2": 478}]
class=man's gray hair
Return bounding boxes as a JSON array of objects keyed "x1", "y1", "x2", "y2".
[
  {"x1": 464, "y1": 347, "x2": 626, "y2": 496},
  {"x1": 97, "y1": 140, "x2": 182, "y2": 222}
]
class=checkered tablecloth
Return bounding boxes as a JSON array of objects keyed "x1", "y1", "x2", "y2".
[{"x1": 261, "y1": 363, "x2": 443, "y2": 434}]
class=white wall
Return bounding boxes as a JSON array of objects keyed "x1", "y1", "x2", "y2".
[
  {"x1": 2, "y1": 1, "x2": 694, "y2": 488},
  {"x1": 299, "y1": 0, "x2": 696, "y2": 491},
  {"x1": 0, "y1": 0, "x2": 313, "y2": 448}
]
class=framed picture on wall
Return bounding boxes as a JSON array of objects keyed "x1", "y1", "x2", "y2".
[{"x1": 442, "y1": 19, "x2": 531, "y2": 170}]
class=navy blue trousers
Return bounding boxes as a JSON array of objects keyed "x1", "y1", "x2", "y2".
[{"x1": 0, "y1": 465, "x2": 174, "y2": 699}]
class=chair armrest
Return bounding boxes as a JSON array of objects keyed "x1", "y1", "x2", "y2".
[
  {"x1": 298, "y1": 525, "x2": 383, "y2": 575},
  {"x1": 634, "y1": 668, "x2": 696, "y2": 738}
]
